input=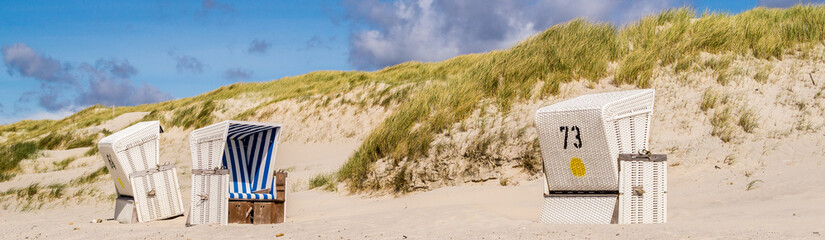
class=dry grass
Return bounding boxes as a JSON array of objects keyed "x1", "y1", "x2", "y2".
[
  {"x1": 0, "y1": 142, "x2": 38, "y2": 182},
  {"x1": 52, "y1": 157, "x2": 77, "y2": 171},
  {"x1": 710, "y1": 106, "x2": 735, "y2": 142},
  {"x1": 84, "y1": 144, "x2": 99, "y2": 157},
  {"x1": 723, "y1": 154, "x2": 737, "y2": 165},
  {"x1": 70, "y1": 166, "x2": 109, "y2": 186},
  {"x1": 700, "y1": 88, "x2": 720, "y2": 112},
  {"x1": 746, "y1": 179, "x2": 763, "y2": 191},
  {"x1": 754, "y1": 66, "x2": 772, "y2": 83},
  {"x1": 0, "y1": 183, "x2": 68, "y2": 211},
  {"x1": 737, "y1": 107, "x2": 759, "y2": 133},
  {"x1": 308, "y1": 172, "x2": 337, "y2": 192}
]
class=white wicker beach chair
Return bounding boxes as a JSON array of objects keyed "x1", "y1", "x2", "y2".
[
  {"x1": 187, "y1": 120, "x2": 283, "y2": 225},
  {"x1": 534, "y1": 89, "x2": 665, "y2": 224},
  {"x1": 97, "y1": 121, "x2": 184, "y2": 223}
]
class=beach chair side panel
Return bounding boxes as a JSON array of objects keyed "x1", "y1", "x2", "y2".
[
  {"x1": 189, "y1": 123, "x2": 230, "y2": 225},
  {"x1": 130, "y1": 165, "x2": 184, "y2": 222}
]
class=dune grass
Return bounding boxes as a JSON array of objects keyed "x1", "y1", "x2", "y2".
[
  {"x1": 0, "y1": 141, "x2": 39, "y2": 182},
  {"x1": 52, "y1": 157, "x2": 77, "y2": 171},
  {"x1": 710, "y1": 106, "x2": 736, "y2": 143},
  {"x1": 84, "y1": 144, "x2": 99, "y2": 157},
  {"x1": 71, "y1": 166, "x2": 109, "y2": 186},
  {"x1": 700, "y1": 88, "x2": 720, "y2": 112},
  {"x1": 737, "y1": 107, "x2": 759, "y2": 133},
  {"x1": 308, "y1": 172, "x2": 337, "y2": 192}
]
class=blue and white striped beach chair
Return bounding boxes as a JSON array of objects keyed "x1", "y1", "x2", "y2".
[{"x1": 188, "y1": 120, "x2": 283, "y2": 225}]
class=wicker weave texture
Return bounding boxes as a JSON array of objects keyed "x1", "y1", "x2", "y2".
[
  {"x1": 188, "y1": 122, "x2": 229, "y2": 225},
  {"x1": 618, "y1": 160, "x2": 667, "y2": 224},
  {"x1": 189, "y1": 122, "x2": 229, "y2": 170},
  {"x1": 98, "y1": 121, "x2": 163, "y2": 198},
  {"x1": 535, "y1": 89, "x2": 654, "y2": 191},
  {"x1": 130, "y1": 167, "x2": 184, "y2": 222},
  {"x1": 189, "y1": 174, "x2": 229, "y2": 225},
  {"x1": 539, "y1": 196, "x2": 616, "y2": 224}
]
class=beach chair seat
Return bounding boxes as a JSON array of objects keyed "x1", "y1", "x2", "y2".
[
  {"x1": 534, "y1": 89, "x2": 666, "y2": 224},
  {"x1": 98, "y1": 121, "x2": 184, "y2": 223}
]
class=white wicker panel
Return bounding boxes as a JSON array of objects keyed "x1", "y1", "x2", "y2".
[
  {"x1": 189, "y1": 174, "x2": 229, "y2": 225},
  {"x1": 117, "y1": 136, "x2": 156, "y2": 174},
  {"x1": 618, "y1": 160, "x2": 666, "y2": 224},
  {"x1": 99, "y1": 121, "x2": 162, "y2": 197},
  {"x1": 536, "y1": 109, "x2": 616, "y2": 191},
  {"x1": 603, "y1": 90, "x2": 654, "y2": 167},
  {"x1": 130, "y1": 167, "x2": 184, "y2": 222},
  {"x1": 189, "y1": 122, "x2": 228, "y2": 170},
  {"x1": 539, "y1": 196, "x2": 616, "y2": 224}
]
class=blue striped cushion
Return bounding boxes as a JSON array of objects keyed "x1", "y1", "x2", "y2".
[
  {"x1": 222, "y1": 124, "x2": 279, "y2": 200},
  {"x1": 228, "y1": 192, "x2": 276, "y2": 200}
]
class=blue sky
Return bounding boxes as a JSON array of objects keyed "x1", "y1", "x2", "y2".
[{"x1": 0, "y1": 0, "x2": 820, "y2": 124}]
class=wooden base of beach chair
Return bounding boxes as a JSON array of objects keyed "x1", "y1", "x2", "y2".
[
  {"x1": 274, "y1": 201, "x2": 285, "y2": 223},
  {"x1": 228, "y1": 201, "x2": 253, "y2": 224},
  {"x1": 226, "y1": 200, "x2": 285, "y2": 224},
  {"x1": 227, "y1": 172, "x2": 287, "y2": 224},
  {"x1": 253, "y1": 202, "x2": 274, "y2": 224}
]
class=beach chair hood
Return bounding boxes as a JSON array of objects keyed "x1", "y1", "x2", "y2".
[
  {"x1": 535, "y1": 89, "x2": 655, "y2": 192},
  {"x1": 98, "y1": 121, "x2": 164, "y2": 197}
]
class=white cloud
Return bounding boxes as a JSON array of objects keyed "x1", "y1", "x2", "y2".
[
  {"x1": 2, "y1": 43, "x2": 172, "y2": 112},
  {"x1": 343, "y1": 0, "x2": 683, "y2": 70}
]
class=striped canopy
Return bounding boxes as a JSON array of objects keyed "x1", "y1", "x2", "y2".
[{"x1": 222, "y1": 122, "x2": 281, "y2": 200}]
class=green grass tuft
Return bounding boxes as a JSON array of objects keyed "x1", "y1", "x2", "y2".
[
  {"x1": 71, "y1": 166, "x2": 109, "y2": 186},
  {"x1": 168, "y1": 100, "x2": 217, "y2": 129},
  {"x1": 84, "y1": 144, "x2": 99, "y2": 157},
  {"x1": 308, "y1": 172, "x2": 337, "y2": 192},
  {"x1": 0, "y1": 142, "x2": 38, "y2": 182},
  {"x1": 710, "y1": 106, "x2": 735, "y2": 142},
  {"x1": 737, "y1": 107, "x2": 759, "y2": 133},
  {"x1": 700, "y1": 88, "x2": 720, "y2": 112},
  {"x1": 52, "y1": 157, "x2": 77, "y2": 171}
]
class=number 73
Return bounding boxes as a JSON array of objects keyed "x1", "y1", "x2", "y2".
[{"x1": 560, "y1": 126, "x2": 582, "y2": 149}]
